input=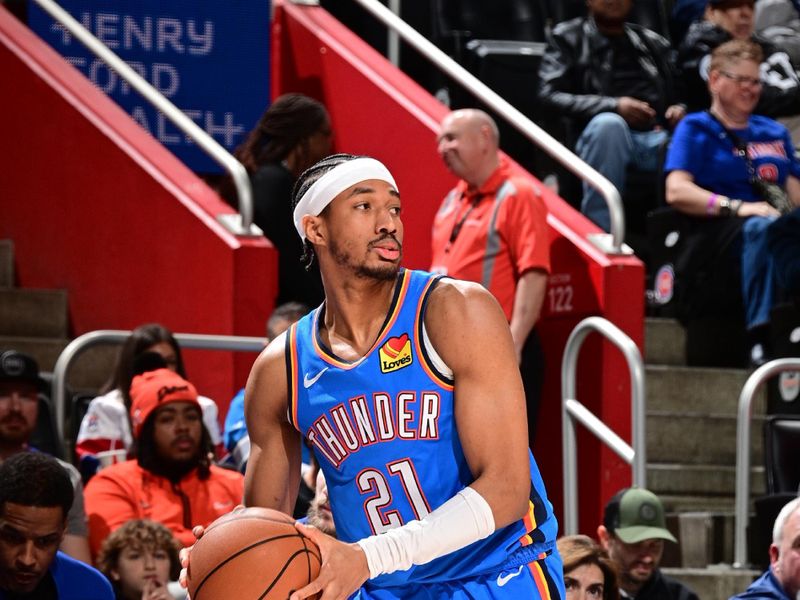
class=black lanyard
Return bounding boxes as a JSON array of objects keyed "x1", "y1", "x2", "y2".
[
  {"x1": 707, "y1": 110, "x2": 757, "y2": 182},
  {"x1": 447, "y1": 193, "x2": 483, "y2": 251}
]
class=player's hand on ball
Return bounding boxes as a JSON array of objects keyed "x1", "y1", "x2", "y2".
[
  {"x1": 178, "y1": 524, "x2": 206, "y2": 593},
  {"x1": 290, "y1": 522, "x2": 369, "y2": 600}
]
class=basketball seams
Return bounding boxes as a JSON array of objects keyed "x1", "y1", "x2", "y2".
[
  {"x1": 188, "y1": 508, "x2": 322, "y2": 600},
  {"x1": 192, "y1": 532, "x2": 302, "y2": 599},
  {"x1": 257, "y1": 547, "x2": 323, "y2": 600}
]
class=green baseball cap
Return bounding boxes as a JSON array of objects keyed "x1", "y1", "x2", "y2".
[{"x1": 603, "y1": 487, "x2": 677, "y2": 544}]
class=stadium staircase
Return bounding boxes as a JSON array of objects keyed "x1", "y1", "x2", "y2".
[
  {"x1": 645, "y1": 316, "x2": 762, "y2": 597},
  {"x1": 0, "y1": 239, "x2": 114, "y2": 391}
]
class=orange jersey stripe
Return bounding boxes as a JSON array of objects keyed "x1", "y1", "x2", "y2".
[
  {"x1": 288, "y1": 324, "x2": 300, "y2": 430},
  {"x1": 519, "y1": 500, "x2": 537, "y2": 546},
  {"x1": 528, "y1": 559, "x2": 553, "y2": 600}
]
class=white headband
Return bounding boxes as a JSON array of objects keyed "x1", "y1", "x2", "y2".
[{"x1": 293, "y1": 157, "x2": 398, "y2": 240}]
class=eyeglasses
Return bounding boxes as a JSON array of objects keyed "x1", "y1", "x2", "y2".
[{"x1": 719, "y1": 70, "x2": 762, "y2": 88}]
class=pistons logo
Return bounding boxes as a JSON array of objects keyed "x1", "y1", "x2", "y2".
[
  {"x1": 379, "y1": 334, "x2": 412, "y2": 374},
  {"x1": 653, "y1": 265, "x2": 674, "y2": 305}
]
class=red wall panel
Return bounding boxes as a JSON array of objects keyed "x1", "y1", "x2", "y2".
[{"x1": 0, "y1": 6, "x2": 276, "y2": 417}]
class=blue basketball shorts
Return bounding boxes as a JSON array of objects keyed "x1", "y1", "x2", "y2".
[{"x1": 352, "y1": 551, "x2": 564, "y2": 600}]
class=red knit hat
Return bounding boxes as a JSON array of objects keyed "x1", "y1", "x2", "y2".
[{"x1": 129, "y1": 368, "x2": 200, "y2": 437}]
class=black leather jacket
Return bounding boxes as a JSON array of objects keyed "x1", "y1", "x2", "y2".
[
  {"x1": 537, "y1": 17, "x2": 684, "y2": 129},
  {"x1": 678, "y1": 21, "x2": 800, "y2": 117}
]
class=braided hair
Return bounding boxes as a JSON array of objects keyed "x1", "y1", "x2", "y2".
[{"x1": 291, "y1": 153, "x2": 361, "y2": 270}]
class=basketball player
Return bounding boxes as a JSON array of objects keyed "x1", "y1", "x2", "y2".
[{"x1": 243, "y1": 154, "x2": 564, "y2": 599}]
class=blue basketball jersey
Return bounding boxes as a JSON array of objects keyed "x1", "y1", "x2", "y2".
[{"x1": 286, "y1": 269, "x2": 558, "y2": 588}]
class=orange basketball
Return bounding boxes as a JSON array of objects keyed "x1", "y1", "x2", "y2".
[{"x1": 187, "y1": 507, "x2": 322, "y2": 600}]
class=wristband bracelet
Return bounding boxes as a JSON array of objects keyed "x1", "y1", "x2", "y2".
[{"x1": 706, "y1": 193, "x2": 719, "y2": 215}]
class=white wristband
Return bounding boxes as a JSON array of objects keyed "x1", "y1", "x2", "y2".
[{"x1": 356, "y1": 486, "x2": 495, "y2": 579}]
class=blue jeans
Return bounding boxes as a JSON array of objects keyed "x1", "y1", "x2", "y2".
[
  {"x1": 576, "y1": 112, "x2": 668, "y2": 232},
  {"x1": 742, "y1": 215, "x2": 778, "y2": 329}
]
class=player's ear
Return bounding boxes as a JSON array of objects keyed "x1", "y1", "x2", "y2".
[{"x1": 303, "y1": 215, "x2": 326, "y2": 246}]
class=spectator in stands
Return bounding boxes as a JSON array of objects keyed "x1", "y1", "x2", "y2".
[
  {"x1": 557, "y1": 534, "x2": 620, "y2": 600},
  {"x1": 0, "y1": 452, "x2": 113, "y2": 599},
  {"x1": 303, "y1": 470, "x2": 335, "y2": 538},
  {"x1": 597, "y1": 487, "x2": 698, "y2": 600},
  {"x1": 432, "y1": 109, "x2": 550, "y2": 442},
  {"x1": 221, "y1": 94, "x2": 332, "y2": 307},
  {"x1": 665, "y1": 40, "x2": 800, "y2": 365},
  {"x1": 0, "y1": 350, "x2": 91, "y2": 564},
  {"x1": 76, "y1": 323, "x2": 222, "y2": 480},
  {"x1": 96, "y1": 519, "x2": 180, "y2": 600},
  {"x1": 730, "y1": 496, "x2": 800, "y2": 600},
  {"x1": 755, "y1": 0, "x2": 800, "y2": 66},
  {"x1": 679, "y1": 0, "x2": 800, "y2": 139},
  {"x1": 671, "y1": 0, "x2": 710, "y2": 44},
  {"x1": 84, "y1": 369, "x2": 243, "y2": 559},
  {"x1": 223, "y1": 301, "x2": 309, "y2": 473},
  {"x1": 538, "y1": 0, "x2": 686, "y2": 232}
]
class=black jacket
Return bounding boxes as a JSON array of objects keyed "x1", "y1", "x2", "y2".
[
  {"x1": 622, "y1": 568, "x2": 700, "y2": 600},
  {"x1": 678, "y1": 20, "x2": 800, "y2": 116},
  {"x1": 537, "y1": 16, "x2": 684, "y2": 130}
]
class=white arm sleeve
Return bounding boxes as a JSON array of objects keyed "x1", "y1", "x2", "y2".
[{"x1": 355, "y1": 486, "x2": 495, "y2": 578}]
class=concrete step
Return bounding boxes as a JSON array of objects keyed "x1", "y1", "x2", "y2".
[
  {"x1": 648, "y1": 463, "x2": 765, "y2": 497},
  {"x1": 645, "y1": 317, "x2": 686, "y2": 366},
  {"x1": 646, "y1": 364, "x2": 764, "y2": 415},
  {"x1": 0, "y1": 240, "x2": 13, "y2": 288},
  {"x1": 660, "y1": 494, "x2": 737, "y2": 514},
  {"x1": 662, "y1": 566, "x2": 759, "y2": 600},
  {"x1": 0, "y1": 288, "x2": 68, "y2": 338},
  {"x1": 0, "y1": 335, "x2": 117, "y2": 391},
  {"x1": 647, "y1": 412, "x2": 764, "y2": 465}
]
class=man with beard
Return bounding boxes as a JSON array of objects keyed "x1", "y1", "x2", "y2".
[
  {"x1": 0, "y1": 452, "x2": 113, "y2": 599},
  {"x1": 238, "y1": 154, "x2": 563, "y2": 599},
  {"x1": 303, "y1": 470, "x2": 336, "y2": 538},
  {"x1": 597, "y1": 488, "x2": 698, "y2": 600},
  {"x1": 0, "y1": 350, "x2": 91, "y2": 564},
  {"x1": 431, "y1": 109, "x2": 550, "y2": 444},
  {"x1": 538, "y1": 0, "x2": 686, "y2": 232},
  {"x1": 84, "y1": 369, "x2": 243, "y2": 560}
]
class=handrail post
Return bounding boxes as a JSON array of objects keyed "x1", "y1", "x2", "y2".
[
  {"x1": 51, "y1": 330, "x2": 268, "y2": 457},
  {"x1": 30, "y1": 0, "x2": 260, "y2": 237},
  {"x1": 733, "y1": 358, "x2": 800, "y2": 568},
  {"x1": 561, "y1": 317, "x2": 645, "y2": 534},
  {"x1": 346, "y1": 0, "x2": 628, "y2": 254}
]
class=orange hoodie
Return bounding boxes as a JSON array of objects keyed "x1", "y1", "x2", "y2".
[{"x1": 85, "y1": 459, "x2": 243, "y2": 558}]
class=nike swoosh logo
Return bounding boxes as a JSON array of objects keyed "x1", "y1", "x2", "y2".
[
  {"x1": 303, "y1": 367, "x2": 329, "y2": 388},
  {"x1": 496, "y1": 565, "x2": 524, "y2": 587}
]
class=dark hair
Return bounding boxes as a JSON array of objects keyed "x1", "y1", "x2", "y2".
[
  {"x1": 267, "y1": 302, "x2": 310, "y2": 339},
  {"x1": 291, "y1": 153, "x2": 361, "y2": 269},
  {"x1": 557, "y1": 534, "x2": 620, "y2": 600},
  {"x1": 103, "y1": 323, "x2": 186, "y2": 409},
  {"x1": 96, "y1": 519, "x2": 181, "y2": 584},
  {"x1": 132, "y1": 410, "x2": 213, "y2": 481},
  {"x1": 218, "y1": 94, "x2": 330, "y2": 204},
  {"x1": 0, "y1": 452, "x2": 73, "y2": 519},
  {"x1": 237, "y1": 94, "x2": 329, "y2": 172}
]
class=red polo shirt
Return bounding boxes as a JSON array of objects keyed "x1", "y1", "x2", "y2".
[{"x1": 430, "y1": 158, "x2": 550, "y2": 321}]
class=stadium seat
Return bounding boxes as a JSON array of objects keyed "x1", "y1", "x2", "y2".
[
  {"x1": 764, "y1": 415, "x2": 800, "y2": 494},
  {"x1": 29, "y1": 394, "x2": 62, "y2": 459}
]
